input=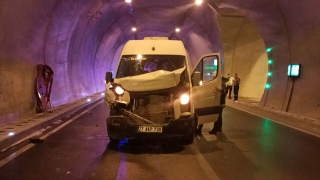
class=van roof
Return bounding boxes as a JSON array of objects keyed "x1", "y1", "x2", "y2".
[
  {"x1": 143, "y1": 37, "x2": 169, "y2": 40},
  {"x1": 121, "y1": 39, "x2": 187, "y2": 56}
]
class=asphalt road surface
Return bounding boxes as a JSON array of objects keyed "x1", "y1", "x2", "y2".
[{"x1": 0, "y1": 103, "x2": 319, "y2": 180}]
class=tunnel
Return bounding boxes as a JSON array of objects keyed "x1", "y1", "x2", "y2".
[{"x1": 1, "y1": 0, "x2": 320, "y2": 126}]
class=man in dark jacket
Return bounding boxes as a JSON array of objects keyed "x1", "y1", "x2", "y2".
[
  {"x1": 209, "y1": 76, "x2": 228, "y2": 134},
  {"x1": 233, "y1": 73, "x2": 241, "y2": 102},
  {"x1": 196, "y1": 76, "x2": 228, "y2": 135}
]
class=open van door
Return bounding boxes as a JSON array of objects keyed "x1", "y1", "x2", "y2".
[{"x1": 191, "y1": 53, "x2": 222, "y2": 124}]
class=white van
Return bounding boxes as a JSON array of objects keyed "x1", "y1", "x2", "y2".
[{"x1": 105, "y1": 37, "x2": 222, "y2": 144}]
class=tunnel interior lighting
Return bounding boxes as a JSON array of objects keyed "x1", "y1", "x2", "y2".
[
  {"x1": 175, "y1": 28, "x2": 180, "y2": 32},
  {"x1": 268, "y1": 60, "x2": 273, "y2": 64},
  {"x1": 87, "y1": 98, "x2": 91, "y2": 102},
  {"x1": 8, "y1": 132, "x2": 14, "y2": 136},
  {"x1": 101, "y1": 93, "x2": 105, "y2": 96},
  {"x1": 132, "y1": 27, "x2": 137, "y2": 32},
  {"x1": 268, "y1": 72, "x2": 272, "y2": 76},
  {"x1": 195, "y1": 0, "x2": 203, "y2": 5},
  {"x1": 125, "y1": 0, "x2": 132, "y2": 3},
  {"x1": 266, "y1": 47, "x2": 273, "y2": 52},
  {"x1": 265, "y1": 84, "x2": 271, "y2": 89}
]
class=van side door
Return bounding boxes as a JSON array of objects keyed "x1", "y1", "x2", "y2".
[{"x1": 191, "y1": 53, "x2": 222, "y2": 124}]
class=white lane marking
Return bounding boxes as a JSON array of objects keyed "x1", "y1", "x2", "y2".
[
  {"x1": 227, "y1": 105, "x2": 320, "y2": 138},
  {"x1": 0, "y1": 102, "x2": 101, "y2": 168},
  {"x1": 188, "y1": 144, "x2": 220, "y2": 180},
  {"x1": 1, "y1": 127, "x2": 48, "y2": 152},
  {"x1": 202, "y1": 134, "x2": 218, "y2": 141},
  {"x1": 0, "y1": 144, "x2": 35, "y2": 167},
  {"x1": 201, "y1": 123, "x2": 218, "y2": 142},
  {"x1": 115, "y1": 154, "x2": 127, "y2": 180}
]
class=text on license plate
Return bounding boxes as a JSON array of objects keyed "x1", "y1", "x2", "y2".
[{"x1": 138, "y1": 126, "x2": 162, "y2": 133}]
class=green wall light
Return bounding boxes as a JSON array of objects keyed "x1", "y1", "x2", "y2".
[
  {"x1": 266, "y1": 47, "x2": 273, "y2": 52},
  {"x1": 268, "y1": 72, "x2": 272, "y2": 76},
  {"x1": 268, "y1": 60, "x2": 273, "y2": 64},
  {"x1": 265, "y1": 84, "x2": 271, "y2": 89}
]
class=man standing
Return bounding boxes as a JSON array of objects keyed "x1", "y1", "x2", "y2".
[
  {"x1": 196, "y1": 76, "x2": 228, "y2": 136},
  {"x1": 233, "y1": 73, "x2": 241, "y2": 102},
  {"x1": 209, "y1": 76, "x2": 228, "y2": 134},
  {"x1": 225, "y1": 73, "x2": 234, "y2": 99}
]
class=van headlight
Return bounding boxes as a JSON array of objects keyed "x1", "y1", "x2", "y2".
[
  {"x1": 180, "y1": 94, "x2": 190, "y2": 105},
  {"x1": 115, "y1": 86, "x2": 125, "y2": 95}
]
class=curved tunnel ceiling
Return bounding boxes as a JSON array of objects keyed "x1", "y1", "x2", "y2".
[
  {"x1": 45, "y1": 0, "x2": 223, "y2": 100},
  {"x1": 1, "y1": 0, "x2": 320, "y2": 125}
]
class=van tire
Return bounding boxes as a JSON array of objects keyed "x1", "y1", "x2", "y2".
[
  {"x1": 181, "y1": 122, "x2": 194, "y2": 145},
  {"x1": 182, "y1": 131, "x2": 194, "y2": 145}
]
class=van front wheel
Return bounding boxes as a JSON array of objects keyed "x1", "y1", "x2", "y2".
[
  {"x1": 181, "y1": 124, "x2": 194, "y2": 145},
  {"x1": 181, "y1": 131, "x2": 194, "y2": 145}
]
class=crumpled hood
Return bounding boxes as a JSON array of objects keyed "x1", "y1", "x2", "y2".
[{"x1": 114, "y1": 67, "x2": 186, "y2": 92}]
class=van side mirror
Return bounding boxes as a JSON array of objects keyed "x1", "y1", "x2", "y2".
[
  {"x1": 105, "y1": 71, "x2": 113, "y2": 84},
  {"x1": 192, "y1": 71, "x2": 201, "y2": 86}
]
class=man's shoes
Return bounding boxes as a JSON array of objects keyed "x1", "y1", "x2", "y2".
[{"x1": 209, "y1": 129, "x2": 222, "y2": 134}]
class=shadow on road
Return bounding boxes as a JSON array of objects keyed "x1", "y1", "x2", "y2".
[{"x1": 106, "y1": 138, "x2": 185, "y2": 154}]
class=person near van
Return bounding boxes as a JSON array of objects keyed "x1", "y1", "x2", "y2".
[
  {"x1": 209, "y1": 76, "x2": 228, "y2": 134},
  {"x1": 196, "y1": 76, "x2": 229, "y2": 135},
  {"x1": 233, "y1": 73, "x2": 241, "y2": 102},
  {"x1": 226, "y1": 73, "x2": 234, "y2": 99}
]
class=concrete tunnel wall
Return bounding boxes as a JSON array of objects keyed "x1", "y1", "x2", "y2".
[
  {"x1": 221, "y1": 0, "x2": 320, "y2": 119},
  {"x1": 1, "y1": 0, "x2": 320, "y2": 126},
  {"x1": 218, "y1": 14, "x2": 268, "y2": 99}
]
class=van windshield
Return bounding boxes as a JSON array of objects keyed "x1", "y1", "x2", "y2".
[{"x1": 116, "y1": 55, "x2": 186, "y2": 78}]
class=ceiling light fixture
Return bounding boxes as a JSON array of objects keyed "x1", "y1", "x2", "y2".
[
  {"x1": 175, "y1": 28, "x2": 180, "y2": 32},
  {"x1": 132, "y1": 27, "x2": 137, "y2": 32},
  {"x1": 125, "y1": 0, "x2": 132, "y2": 3},
  {"x1": 195, "y1": 0, "x2": 203, "y2": 5}
]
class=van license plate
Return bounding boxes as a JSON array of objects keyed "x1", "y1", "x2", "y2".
[{"x1": 138, "y1": 126, "x2": 162, "y2": 133}]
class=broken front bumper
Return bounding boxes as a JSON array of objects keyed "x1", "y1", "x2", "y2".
[{"x1": 107, "y1": 115, "x2": 193, "y2": 140}]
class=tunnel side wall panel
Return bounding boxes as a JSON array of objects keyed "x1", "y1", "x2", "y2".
[
  {"x1": 278, "y1": 0, "x2": 320, "y2": 118},
  {"x1": 0, "y1": 0, "x2": 57, "y2": 126}
]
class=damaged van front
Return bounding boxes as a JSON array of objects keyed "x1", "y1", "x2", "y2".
[{"x1": 105, "y1": 37, "x2": 222, "y2": 144}]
